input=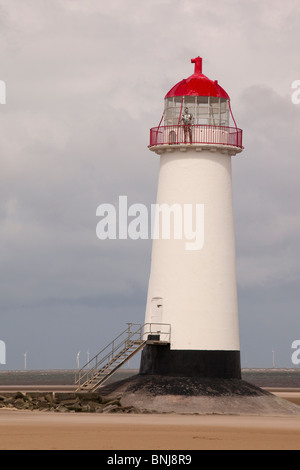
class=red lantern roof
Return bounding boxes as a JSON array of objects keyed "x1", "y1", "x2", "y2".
[{"x1": 165, "y1": 57, "x2": 230, "y2": 100}]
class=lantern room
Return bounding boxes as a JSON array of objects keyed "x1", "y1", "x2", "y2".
[
  {"x1": 164, "y1": 57, "x2": 231, "y2": 127},
  {"x1": 149, "y1": 57, "x2": 243, "y2": 153}
]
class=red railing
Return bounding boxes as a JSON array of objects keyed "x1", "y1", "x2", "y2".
[{"x1": 149, "y1": 125, "x2": 243, "y2": 149}]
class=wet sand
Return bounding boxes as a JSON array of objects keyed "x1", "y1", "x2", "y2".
[{"x1": 1, "y1": 409, "x2": 300, "y2": 450}]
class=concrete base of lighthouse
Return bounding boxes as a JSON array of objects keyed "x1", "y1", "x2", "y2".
[
  {"x1": 100, "y1": 374, "x2": 300, "y2": 416},
  {"x1": 139, "y1": 344, "x2": 241, "y2": 379},
  {"x1": 98, "y1": 346, "x2": 300, "y2": 417}
]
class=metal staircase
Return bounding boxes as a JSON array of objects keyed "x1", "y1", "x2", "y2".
[{"x1": 75, "y1": 323, "x2": 171, "y2": 392}]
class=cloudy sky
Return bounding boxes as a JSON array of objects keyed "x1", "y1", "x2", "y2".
[{"x1": 0, "y1": 0, "x2": 299, "y2": 370}]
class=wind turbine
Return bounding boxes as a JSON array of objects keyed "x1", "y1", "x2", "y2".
[
  {"x1": 24, "y1": 352, "x2": 27, "y2": 371},
  {"x1": 76, "y1": 351, "x2": 81, "y2": 370}
]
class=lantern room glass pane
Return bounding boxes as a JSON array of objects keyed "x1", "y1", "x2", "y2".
[
  {"x1": 164, "y1": 97, "x2": 183, "y2": 126},
  {"x1": 220, "y1": 99, "x2": 230, "y2": 126},
  {"x1": 195, "y1": 96, "x2": 209, "y2": 125}
]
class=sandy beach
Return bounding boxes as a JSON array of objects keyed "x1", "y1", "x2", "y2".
[
  {"x1": 1, "y1": 408, "x2": 300, "y2": 450},
  {"x1": 1, "y1": 372, "x2": 300, "y2": 450}
]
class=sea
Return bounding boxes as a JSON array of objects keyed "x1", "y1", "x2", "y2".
[{"x1": 0, "y1": 369, "x2": 300, "y2": 389}]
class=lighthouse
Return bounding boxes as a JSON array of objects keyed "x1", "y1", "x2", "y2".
[
  {"x1": 140, "y1": 57, "x2": 244, "y2": 379},
  {"x1": 98, "y1": 58, "x2": 300, "y2": 417}
]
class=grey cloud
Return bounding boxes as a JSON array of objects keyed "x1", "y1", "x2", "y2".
[{"x1": 0, "y1": 0, "x2": 299, "y2": 369}]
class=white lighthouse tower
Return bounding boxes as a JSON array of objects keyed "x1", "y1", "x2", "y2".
[{"x1": 140, "y1": 57, "x2": 244, "y2": 379}]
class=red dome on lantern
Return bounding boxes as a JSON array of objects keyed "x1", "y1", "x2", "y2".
[{"x1": 165, "y1": 57, "x2": 230, "y2": 100}]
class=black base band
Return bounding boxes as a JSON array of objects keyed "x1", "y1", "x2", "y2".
[{"x1": 139, "y1": 344, "x2": 241, "y2": 379}]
